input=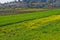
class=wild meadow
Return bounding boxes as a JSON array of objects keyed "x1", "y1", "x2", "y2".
[{"x1": 0, "y1": 9, "x2": 60, "y2": 40}]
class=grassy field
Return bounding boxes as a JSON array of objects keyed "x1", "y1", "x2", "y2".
[{"x1": 0, "y1": 9, "x2": 60, "y2": 40}]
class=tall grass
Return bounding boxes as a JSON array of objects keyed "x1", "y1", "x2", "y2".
[
  {"x1": 0, "y1": 17, "x2": 60, "y2": 40},
  {"x1": 0, "y1": 9, "x2": 60, "y2": 27}
]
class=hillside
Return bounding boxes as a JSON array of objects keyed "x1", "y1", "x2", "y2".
[{"x1": 0, "y1": 9, "x2": 60, "y2": 40}]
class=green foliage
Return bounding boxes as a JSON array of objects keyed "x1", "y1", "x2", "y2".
[
  {"x1": 0, "y1": 9, "x2": 60, "y2": 27},
  {"x1": 0, "y1": 9, "x2": 60, "y2": 40},
  {"x1": 0, "y1": 19, "x2": 60, "y2": 40}
]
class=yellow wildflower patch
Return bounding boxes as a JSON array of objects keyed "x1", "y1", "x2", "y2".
[{"x1": 24, "y1": 15, "x2": 60, "y2": 29}]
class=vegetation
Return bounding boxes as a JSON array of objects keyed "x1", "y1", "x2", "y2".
[
  {"x1": 0, "y1": 9, "x2": 60, "y2": 27},
  {"x1": 0, "y1": 9, "x2": 60, "y2": 40}
]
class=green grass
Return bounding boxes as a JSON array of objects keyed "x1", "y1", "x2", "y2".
[
  {"x1": 0, "y1": 9, "x2": 60, "y2": 40},
  {"x1": 0, "y1": 9, "x2": 60, "y2": 27}
]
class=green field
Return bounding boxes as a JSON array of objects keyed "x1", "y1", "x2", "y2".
[{"x1": 0, "y1": 9, "x2": 60, "y2": 40}]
